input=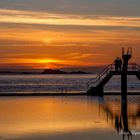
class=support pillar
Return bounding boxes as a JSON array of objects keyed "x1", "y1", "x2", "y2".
[
  {"x1": 121, "y1": 62, "x2": 128, "y2": 94},
  {"x1": 121, "y1": 48, "x2": 132, "y2": 94}
]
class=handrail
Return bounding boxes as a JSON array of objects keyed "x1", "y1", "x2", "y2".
[
  {"x1": 87, "y1": 63, "x2": 114, "y2": 90},
  {"x1": 87, "y1": 63, "x2": 140, "y2": 90},
  {"x1": 128, "y1": 63, "x2": 140, "y2": 72}
]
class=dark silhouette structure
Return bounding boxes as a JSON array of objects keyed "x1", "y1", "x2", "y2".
[
  {"x1": 114, "y1": 57, "x2": 122, "y2": 72},
  {"x1": 87, "y1": 48, "x2": 140, "y2": 96},
  {"x1": 119, "y1": 58, "x2": 122, "y2": 71},
  {"x1": 98, "y1": 95, "x2": 137, "y2": 140},
  {"x1": 121, "y1": 48, "x2": 132, "y2": 94},
  {"x1": 121, "y1": 95, "x2": 132, "y2": 140},
  {"x1": 114, "y1": 57, "x2": 119, "y2": 71}
]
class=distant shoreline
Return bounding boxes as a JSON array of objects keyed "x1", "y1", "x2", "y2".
[
  {"x1": 0, "y1": 73, "x2": 93, "y2": 75},
  {"x1": 0, "y1": 69, "x2": 92, "y2": 75}
]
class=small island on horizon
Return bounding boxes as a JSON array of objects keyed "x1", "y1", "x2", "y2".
[
  {"x1": 41, "y1": 69, "x2": 89, "y2": 74},
  {"x1": 0, "y1": 69, "x2": 90, "y2": 75}
]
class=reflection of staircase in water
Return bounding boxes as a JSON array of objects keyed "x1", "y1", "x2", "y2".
[{"x1": 87, "y1": 63, "x2": 140, "y2": 95}]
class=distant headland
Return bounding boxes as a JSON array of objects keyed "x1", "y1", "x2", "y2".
[
  {"x1": 41, "y1": 69, "x2": 88, "y2": 74},
  {"x1": 0, "y1": 69, "x2": 89, "y2": 75}
]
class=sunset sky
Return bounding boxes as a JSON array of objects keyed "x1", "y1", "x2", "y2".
[{"x1": 0, "y1": 0, "x2": 140, "y2": 70}]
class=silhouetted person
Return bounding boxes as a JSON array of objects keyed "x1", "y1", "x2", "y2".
[
  {"x1": 114, "y1": 57, "x2": 119, "y2": 71},
  {"x1": 118, "y1": 58, "x2": 122, "y2": 71}
]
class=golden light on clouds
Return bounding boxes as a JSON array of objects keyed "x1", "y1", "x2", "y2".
[
  {"x1": 0, "y1": 8, "x2": 140, "y2": 69},
  {"x1": 0, "y1": 8, "x2": 140, "y2": 27},
  {"x1": 35, "y1": 59, "x2": 64, "y2": 64}
]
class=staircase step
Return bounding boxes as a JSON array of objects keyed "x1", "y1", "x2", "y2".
[{"x1": 87, "y1": 86, "x2": 103, "y2": 95}]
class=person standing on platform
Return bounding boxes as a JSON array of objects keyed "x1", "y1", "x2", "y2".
[
  {"x1": 118, "y1": 58, "x2": 122, "y2": 71},
  {"x1": 114, "y1": 57, "x2": 119, "y2": 71}
]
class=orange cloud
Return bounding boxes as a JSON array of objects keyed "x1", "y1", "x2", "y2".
[
  {"x1": 0, "y1": 9, "x2": 140, "y2": 69},
  {"x1": 0, "y1": 9, "x2": 140, "y2": 27}
]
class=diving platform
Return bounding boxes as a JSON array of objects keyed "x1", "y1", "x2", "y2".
[
  {"x1": 87, "y1": 63, "x2": 140, "y2": 95},
  {"x1": 87, "y1": 48, "x2": 140, "y2": 96}
]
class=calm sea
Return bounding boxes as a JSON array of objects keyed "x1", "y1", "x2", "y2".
[
  {"x1": 0, "y1": 74, "x2": 140, "y2": 94},
  {"x1": 0, "y1": 96, "x2": 139, "y2": 140},
  {"x1": 0, "y1": 75, "x2": 140, "y2": 140}
]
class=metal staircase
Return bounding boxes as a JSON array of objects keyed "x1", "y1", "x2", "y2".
[{"x1": 87, "y1": 63, "x2": 140, "y2": 95}]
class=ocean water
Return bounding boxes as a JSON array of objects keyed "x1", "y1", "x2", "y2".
[
  {"x1": 0, "y1": 96, "x2": 139, "y2": 140},
  {"x1": 0, "y1": 75, "x2": 140, "y2": 140},
  {"x1": 0, "y1": 74, "x2": 140, "y2": 94}
]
